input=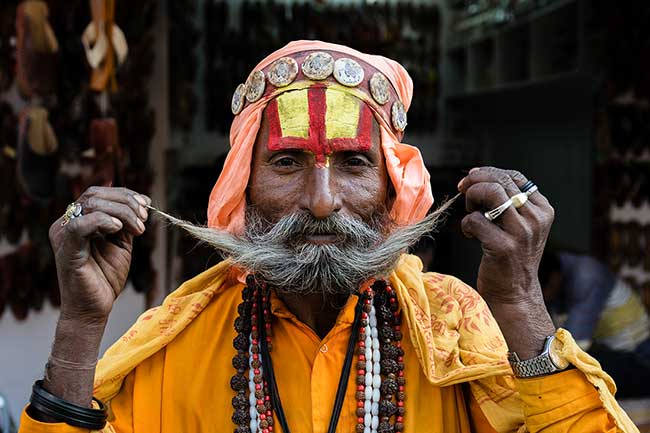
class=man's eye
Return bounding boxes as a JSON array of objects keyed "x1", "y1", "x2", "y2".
[
  {"x1": 344, "y1": 157, "x2": 368, "y2": 167},
  {"x1": 274, "y1": 157, "x2": 298, "y2": 167}
]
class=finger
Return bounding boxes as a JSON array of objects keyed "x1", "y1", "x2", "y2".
[
  {"x1": 63, "y1": 211, "x2": 123, "y2": 243},
  {"x1": 461, "y1": 211, "x2": 514, "y2": 254},
  {"x1": 503, "y1": 169, "x2": 548, "y2": 208},
  {"x1": 81, "y1": 197, "x2": 146, "y2": 235},
  {"x1": 459, "y1": 166, "x2": 521, "y2": 197},
  {"x1": 459, "y1": 166, "x2": 541, "y2": 215},
  {"x1": 80, "y1": 186, "x2": 150, "y2": 221},
  {"x1": 464, "y1": 182, "x2": 524, "y2": 231}
]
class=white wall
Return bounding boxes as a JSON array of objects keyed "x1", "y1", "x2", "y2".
[{"x1": 0, "y1": 284, "x2": 145, "y2": 423}]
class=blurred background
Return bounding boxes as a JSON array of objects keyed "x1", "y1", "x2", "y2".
[{"x1": 1, "y1": 0, "x2": 650, "y2": 430}]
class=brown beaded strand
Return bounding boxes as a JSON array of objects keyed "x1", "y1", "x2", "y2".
[
  {"x1": 230, "y1": 276, "x2": 254, "y2": 433},
  {"x1": 388, "y1": 284, "x2": 405, "y2": 433},
  {"x1": 259, "y1": 285, "x2": 275, "y2": 432},
  {"x1": 373, "y1": 280, "x2": 405, "y2": 433}
]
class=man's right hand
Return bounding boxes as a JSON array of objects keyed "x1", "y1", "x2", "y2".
[
  {"x1": 27, "y1": 187, "x2": 152, "y2": 418},
  {"x1": 49, "y1": 186, "x2": 151, "y2": 323}
]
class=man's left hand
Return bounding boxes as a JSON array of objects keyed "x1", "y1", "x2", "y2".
[{"x1": 457, "y1": 166, "x2": 556, "y2": 359}]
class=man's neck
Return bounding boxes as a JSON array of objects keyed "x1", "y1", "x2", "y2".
[{"x1": 278, "y1": 292, "x2": 350, "y2": 339}]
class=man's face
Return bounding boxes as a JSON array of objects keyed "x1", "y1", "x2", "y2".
[
  {"x1": 160, "y1": 89, "x2": 437, "y2": 295},
  {"x1": 248, "y1": 87, "x2": 390, "y2": 238}
]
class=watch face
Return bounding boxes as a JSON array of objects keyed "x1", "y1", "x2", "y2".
[{"x1": 549, "y1": 337, "x2": 570, "y2": 369}]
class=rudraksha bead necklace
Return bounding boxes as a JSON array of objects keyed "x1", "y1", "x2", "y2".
[{"x1": 230, "y1": 277, "x2": 406, "y2": 433}]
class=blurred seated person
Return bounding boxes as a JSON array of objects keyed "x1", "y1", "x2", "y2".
[{"x1": 539, "y1": 250, "x2": 650, "y2": 397}]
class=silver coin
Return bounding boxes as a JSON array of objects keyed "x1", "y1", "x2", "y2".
[
  {"x1": 369, "y1": 72, "x2": 390, "y2": 105},
  {"x1": 333, "y1": 58, "x2": 364, "y2": 87},
  {"x1": 245, "y1": 70, "x2": 266, "y2": 103},
  {"x1": 231, "y1": 83, "x2": 246, "y2": 115},
  {"x1": 268, "y1": 57, "x2": 298, "y2": 87},
  {"x1": 301, "y1": 52, "x2": 334, "y2": 80},
  {"x1": 391, "y1": 101, "x2": 408, "y2": 132}
]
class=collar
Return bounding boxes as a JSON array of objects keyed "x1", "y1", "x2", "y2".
[{"x1": 269, "y1": 289, "x2": 359, "y2": 327}]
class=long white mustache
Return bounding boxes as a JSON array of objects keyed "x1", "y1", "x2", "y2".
[{"x1": 148, "y1": 196, "x2": 457, "y2": 295}]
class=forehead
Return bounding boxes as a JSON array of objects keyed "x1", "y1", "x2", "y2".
[{"x1": 259, "y1": 87, "x2": 380, "y2": 162}]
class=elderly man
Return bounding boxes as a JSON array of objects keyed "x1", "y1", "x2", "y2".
[{"x1": 20, "y1": 41, "x2": 636, "y2": 433}]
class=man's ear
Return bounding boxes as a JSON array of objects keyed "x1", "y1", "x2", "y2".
[{"x1": 385, "y1": 178, "x2": 396, "y2": 210}]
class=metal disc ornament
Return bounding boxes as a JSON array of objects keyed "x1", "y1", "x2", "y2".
[
  {"x1": 301, "y1": 52, "x2": 334, "y2": 80},
  {"x1": 231, "y1": 83, "x2": 246, "y2": 115},
  {"x1": 391, "y1": 101, "x2": 408, "y2": 132},
  {"x1": 268, "y1": 57, "x2": 298, "y2": 87},
  {"x1": 245, "y1": 70, "x2": 266, "y2": 103},
  {"x1": 369, "y1": 72, "x2": 390, "y2": 105},
  {"x1": 333, "y1": 58, "x2": 364, "y2": 87}
]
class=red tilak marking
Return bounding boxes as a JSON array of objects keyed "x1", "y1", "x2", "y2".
[
  {"x1": 308, "y1": 87, "x2": 328, "y2": 164},
  {"x1": 267, "y1": 87, "x2": 373, "y2": 166}
]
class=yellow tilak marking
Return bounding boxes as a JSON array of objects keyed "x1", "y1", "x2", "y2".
[
  {"x1": 325, "y1": 88, "x2": 360, "y2": 139},
  {"x1": 277, "y1": 90, "x2": 309, "y2": 139}
]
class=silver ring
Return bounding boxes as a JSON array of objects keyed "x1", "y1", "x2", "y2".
[
  {"x1": 484, "y1": 190, "x2": 533, "y2": 221},
  {"x1": 484, "y1": 198, "x2": 513, "y2": 221},
  {"x1": 61, "y1": 202, "x2": 83, "y2": 226}
]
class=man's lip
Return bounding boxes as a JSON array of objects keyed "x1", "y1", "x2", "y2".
[{"x1": 304, "y1": 234, "x2": 338, "y2": 244}]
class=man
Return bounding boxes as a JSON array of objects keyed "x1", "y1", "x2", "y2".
[
  {"x1": 19, "y1": 41, "x2": 637, "y2": 432},
  {"x1": 540, "y1": 250, "x2": 650, "y2": 398}
]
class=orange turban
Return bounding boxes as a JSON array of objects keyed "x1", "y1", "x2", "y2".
[{"x1": 207, "y1": 40, "x2": 433, "y2": 233}]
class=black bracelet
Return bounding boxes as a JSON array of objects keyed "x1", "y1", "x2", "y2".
[{"x1": 29, "y1": 380, "x2": 107, "y2": 430}]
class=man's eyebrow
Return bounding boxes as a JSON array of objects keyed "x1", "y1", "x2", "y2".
[{"x1": 267, "y1": 147, "x2": 310, "y2": 154}]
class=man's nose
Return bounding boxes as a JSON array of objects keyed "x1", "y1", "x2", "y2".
[{"x1": 303, "y1": 167, "x2": 342, "y2": 219}]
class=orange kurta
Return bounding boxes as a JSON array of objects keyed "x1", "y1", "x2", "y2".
[{"x1": 19, "y1": 256, "x2": 636, "y2": 432}]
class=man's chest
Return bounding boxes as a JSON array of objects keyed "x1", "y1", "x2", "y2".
[{"x1": 150, "y1": 312, "x2": 472, "y2": 433}]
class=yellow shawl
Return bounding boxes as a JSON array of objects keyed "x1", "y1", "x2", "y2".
[{"x1": 93, "y1": 255, "x2": 637, "y2": 432}]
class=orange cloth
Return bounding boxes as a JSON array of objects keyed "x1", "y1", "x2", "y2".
[
  {"x1": 207, "y1": 40, "x2": 433, "y2": 233},
  {"x1": 19, "y1": 292, "x2": 614, "y2": 433},
  {"x1": 19, "y1": 255, "x2": 636, "y2": 432}
]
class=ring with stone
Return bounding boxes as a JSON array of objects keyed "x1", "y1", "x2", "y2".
[
  {"x1": 484, "y1": 191, "x2": 531, "y2": 221},
  {"x1": 484, "y1": 198, "x2": 514, "y2": 221},
  {"x1": 61, "y1": 202, "x2": 83, "y2": 226}
]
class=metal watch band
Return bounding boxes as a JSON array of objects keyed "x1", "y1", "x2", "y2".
[{"x1": 508, "y1": 336, "x2": 565, "y2": 378}]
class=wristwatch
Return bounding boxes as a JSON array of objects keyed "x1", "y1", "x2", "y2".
[{"x1": 508, "y1": 335, "x2": 570, "y2": 378}]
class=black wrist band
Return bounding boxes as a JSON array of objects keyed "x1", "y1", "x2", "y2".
[{"x1": 30, "y1": 380, "x2": 107, "y2": 430}]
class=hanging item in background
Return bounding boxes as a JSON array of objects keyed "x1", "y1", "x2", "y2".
[
  {"x1": 15, "y1": 0, "x2": 58, "y2": 99},
  {"x1": 16, "y1": 106, "x2": 58, "y2": 202},
  {"x1": 82, "y1": 0, "x2": 128, "y2": 93},
  {"x1": 0, "y1": 0, "x2": 158, "y2": 321},
  {"x1": 80, "y1": 117, "x2": 122, "y2": 189}
]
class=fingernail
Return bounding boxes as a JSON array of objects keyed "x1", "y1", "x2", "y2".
[
  {"x1": 469, "y1": 167, "x2": 480, "y2": 174},
  {"x1": 111, "y1": 217, "x2": 123, "y2": 228},
  {"x1": 138, "y1": 206, "x2": 148, "y2": 219},
  {"x1": 134, "y1": 195, "x2": 147, "y2": 206},
  {"x1": 457, "y1": 179, "x2": 464, "y2": 191},
  {"x1": 137, "y1": 219, "x2": 145, "y2": 232}
]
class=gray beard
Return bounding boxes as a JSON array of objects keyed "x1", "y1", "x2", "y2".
[{"x1": 154, "y1": 199, "x2": 455, "y2": 295}]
